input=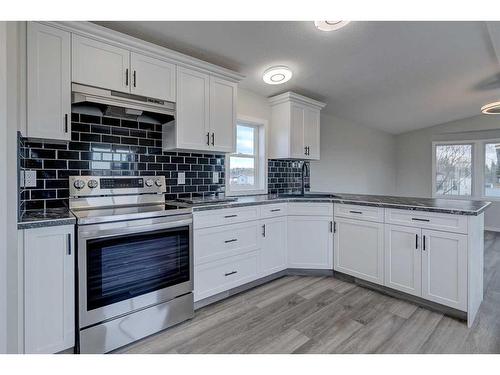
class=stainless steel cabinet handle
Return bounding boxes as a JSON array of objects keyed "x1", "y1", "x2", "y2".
[
  {"x1": 333, "y1": 221, "x2": 337, "y2": 233},
  {"x1": 125, "y1": 68, "x2": 129, "y2": 86},
  {"x1": 224, "y1": 271, "x2": 237, "y2": 277},
  {"x1": 224, "y1": 214, "x2": 237, "y2": 218},
  {"x1": 224, "y1": 239, "x2": 238, "y2": 243},
  {"x1": 262, "y1": 224, "x2": 266, "y2": 237},
  {"x1": 206, "y1": 132, "x2": 210, "y2": 146},
  {"x1": 211, "y1": 132, "x2": 215, "y2": 146},
  {"x1": 349, "y1": 210, "x2": 363, "y2": 214},
  {"x1": 304, "y1": 146, "x2": 308, "y2": 155},
  {"x1": 133, "y1": 70, "x2": 137, "y2": 87},
  {"x1": 415, "y1": 234, "x2": 418, "y2": 249},
  {"x1": 270, "y1": 209, "x2": 281, "y2": 212},
  {"x1": 64, "y1": 114, "x2": 68, "y2": 133},
  {"x1": 330, "y1": 221, "x2": 333, "y2": 233},
  {"x1": 412, "y1": 218, "x2": 430, "y2": 222},
  {"x1": 67, "y1": 233, "x2": 72, "y2": 256},
  {"x1": 423, "y1": 235, "x2": 426, "y2": 251}
]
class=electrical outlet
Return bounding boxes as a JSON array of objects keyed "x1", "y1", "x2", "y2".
[
  {"x1": 19, "y1": 170, "x2": 25, "y2": 188},
  {"x1": 212, "y1": 171, "x2": 219, "y2": 184},
  {"x1": 178, "y1": 172, "x2": 185, "y2": 185},
  {"x1": 24, "y1": 170, "x2": 37, "y2": 188}
]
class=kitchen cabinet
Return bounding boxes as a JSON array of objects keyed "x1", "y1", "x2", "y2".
[
  {"x1": 164, "y1": 67, "x2": 236, "y2": 153},
  {"x1": 24, "y1": 225, "x2": 75, "y2": 354},
  {"x1": 384, "y1": 224, "x2": 422, "y2": 296},
  {"x1": 269, "y1": 92, "x2": 325, "y2": 160},
  {"x1": 333, "y1": 217, "x2": 384, "y2": 285},
  {"x1": 260, "y1": 216, "x2": 287, "y2": 277},
  {"x1": 27, "y1": 22, "x2": 71, "y2": 141},
  {"x1": 421, "y1": 229, "x2": 467, "y2": 311},
  {"x1": 287, "y1": 215, "x2": 333, "y2": 269},
  {"x1": 72, "y1": 35, "x2": 176, "y2": 101}
]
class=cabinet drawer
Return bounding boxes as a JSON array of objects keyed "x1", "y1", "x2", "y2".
[
  {"x1": 385, "y1": 209, "x2": 467, "y2": 234},
  {"x1": 260, "y1": 203, "x2": 287, "y2": 219},
  {"x1": 334, "y1": 203, "x2": 384, "y2": 223},
  {"x1": 287, "y1": 202, "x2": 333, "y2": 216},
  {"x1": 194, "y1": 251, "x2": 259, "y2": 301},
  {"x1": 194, "y1": 205, "x2": 260, "y2": 229},
  {"x1": 194, "y1": 222, "x2": 260, "y2": 265}
]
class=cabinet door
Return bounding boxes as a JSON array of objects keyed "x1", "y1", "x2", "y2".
[
  {"x1": 287, "y1": 216, "x2": 333, "y2": 269},
  {"x1": 130, "y1": 52, "x2": 176, "y2": 101},
  {"x1": 385, "y1": 225, "x2": 422, "y2": 296},
  {"x1": 27, "y1": 23, "x2": 71, "y2": 140},
  {"x1": 421, "y1": 229, "x2": 467, "y2": 311},
  {"x1": 209, "y1": 76, "x2": 236, "y2": 153},
  {"x1": 72, "y1": 35, "x2": 130, "y2": 92},
  {"x1": 175, "y1": 67, "x2": 210, "y2": 151},
  {"x1": 333, "y1": 217, "x2": 384, "y2": 285},
  {"x1": 260, "y1": 217, "x2": 287, "y2": 277},
  {"x1": 289, "y1": 104, "x2": 306, "y2": 158},
  {"x1": 24, "y1": 225, "x2": 75, "y2": 354},
  {"x1": 303, "y1": 107, "x2": 320, "y2": 160}
]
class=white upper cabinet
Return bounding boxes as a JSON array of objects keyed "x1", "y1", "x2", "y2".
[
  {"x1": 27, "y1": 22, "x2": 71, "y2": 140},
  {"x1": 164, "y1": 67, "x2": 237, "y2": 153},
  {"x1": 209, "y1": 76, "x2": 237, "y2": 153},
  {"x1": 24, "y1": 225, "x2": 75, "y2": 354},
  {"x1": 269, "y1": 92, "x2": 325, "y2": 160},
  {"x1": 72, "y1": 35, "x2": 130, "y2": 93},
  {"x1": 421, "y1": 229, "x2": 467, "y2": 311},
  {"x1": 130, "y1": 52, "x2": 176, "y2": 101}
]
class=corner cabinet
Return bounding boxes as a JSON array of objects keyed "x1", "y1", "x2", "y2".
[
  {"x1": 163, "y1": 66, "x2": 237, "y2": 153},
  {"x1": 23, "y1": 225, "x2": 75, "y2": 354},
  {"x1": 269, "y1": 92, "x2": 325, "y2": 160},
  {"x1": 27, "y1": 22, "x2": 71, "y2": 141}
]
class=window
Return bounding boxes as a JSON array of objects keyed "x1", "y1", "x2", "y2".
[
  {"x1": 434, "y1": 143, "x2": 472, "y2": 196},
  {"x1": 485, "y1": 143, "x2": 500, "y2": 197},
  {"x1": 226, "y1": 119, "x2": 266, "y2": 195}
]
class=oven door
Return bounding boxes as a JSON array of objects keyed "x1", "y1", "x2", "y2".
[{"x1": 78, "y1": 214, "x2": 193, "y2": 329}]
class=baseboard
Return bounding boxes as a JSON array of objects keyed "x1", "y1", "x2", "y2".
[{"x1": 485, "y1": 226, "x2": 500, "y2": 233}]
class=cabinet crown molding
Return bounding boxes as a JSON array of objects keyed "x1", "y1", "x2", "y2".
[
  {"x1": 41, "y1": 21, "x2": 245, "y2": 83},
  {"x1": 268, "y1": 91, "x2": 326, "y2": 110}
]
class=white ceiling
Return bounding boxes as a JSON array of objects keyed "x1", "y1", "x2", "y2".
[{"x1": 95, "y1": 21, "x2": 500, "y2": 134}]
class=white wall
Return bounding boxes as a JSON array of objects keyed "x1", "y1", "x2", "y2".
[
  {"x1": 0, "y1": 21, "x2": 8, "y2": 354},
  {"x1": 311, "y1": 113, "x2": 397, "y2": 195},
  {"x1": 237, "y1": 87, "x2": 271, "y2": 123},
  {"x1": 395, "y1": 114, "x2": 500, "y2": 230}
]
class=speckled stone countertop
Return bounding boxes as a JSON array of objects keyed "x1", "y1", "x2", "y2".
[
  {"x1": 185, "y1": 193, "x2": 491, "y2": 216},
  {"x1": 18, "y1": 208, "x2": 76, "y2": 229}
]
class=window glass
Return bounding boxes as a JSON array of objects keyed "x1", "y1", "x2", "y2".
[
  {"x1": 435, "y1": 144, "x2": 472, "y2": 196},
  {"x1": 229, "y1": 156, "x2": 255, "y2": 187},
  {"x1": 236, "y1": 125, "x2": 255, "y2": 155},
  {"x1": 485, "y1": 143, "x2": 500, "y2": 197}
]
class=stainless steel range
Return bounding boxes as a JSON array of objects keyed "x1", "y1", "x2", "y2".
[{"x1": 69, "y1": 175, "x2": 194, "y2": 354}]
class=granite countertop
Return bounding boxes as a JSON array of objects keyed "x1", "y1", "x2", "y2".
[
  {"x1": 18, "y1": 208, "x2": 76, "y2": 229},
  {"x1": 187, "y1": 192, "x2": 491, "y2": 216}
]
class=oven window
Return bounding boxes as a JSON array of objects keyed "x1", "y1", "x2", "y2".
[{"x1": 86, "y1": 226, "x2": 190, "y2": 311}]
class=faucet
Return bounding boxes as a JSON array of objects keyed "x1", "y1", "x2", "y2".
[{"x1": 301, "y1": 161, "x2": 310, "y2": 196}]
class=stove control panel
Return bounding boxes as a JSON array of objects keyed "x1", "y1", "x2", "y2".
[{"x1": 69, "y1": 176, "x2": 166, "y2": 197}]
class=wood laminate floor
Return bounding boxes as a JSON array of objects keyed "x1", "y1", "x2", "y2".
[{"x1": 118, "y1": 231, "x2": 500, "y2": 354}]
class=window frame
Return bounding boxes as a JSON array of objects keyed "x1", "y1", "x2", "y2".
[
  {"x1": 480, "y1": 138, "x2": 500, "y2": 201},
  {"x1": 225, "y1": 115, "x2": 268, "y2": 196},
  {"x1": 432, "y1": 141, "x2": 475, "y2": 199}
]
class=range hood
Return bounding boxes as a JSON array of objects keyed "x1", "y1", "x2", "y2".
[{"x1": 71, "y1": 83, "x2": 175, "y2": 118}]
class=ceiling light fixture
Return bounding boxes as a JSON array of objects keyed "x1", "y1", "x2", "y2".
[
  {"x1": 481, "y1": 101, "x2": 500, "y2": 115},
  {"x1": 262, "y1": 66, "x2": 292, "y2": 85},
  {"x1": 314, "y1": 21, "x2": 350, "y2": 32}
]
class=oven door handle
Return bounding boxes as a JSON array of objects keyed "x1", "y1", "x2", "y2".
[{"x1": 79, "y1": 217, "x2": 193, "y2": 240}]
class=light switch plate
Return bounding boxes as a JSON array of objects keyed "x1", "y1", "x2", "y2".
[
  {"x1": 24, "y1": 170, "x2": 37, "y2": 188},
  {"x1": 178, "y1": 172, "x2": 185, "y2": 185},
  {"x1": 212, "y1": 172, "x2": 219, "y2": 184}
]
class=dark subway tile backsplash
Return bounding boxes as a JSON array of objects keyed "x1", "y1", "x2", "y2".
[
  {"x1": 267, "y1": 159, "x2": 310, "y2": 194},
  {"x1": 19, "y1": 113, "x2": 226, "y2": 211}
]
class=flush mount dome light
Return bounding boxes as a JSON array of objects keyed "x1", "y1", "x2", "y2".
[
  {"x1": 481, "y1": 101, "x2": 500, "y2": 114},
  {"x1": 262, "y1": 66, "x2": 292, "y2": 85},
  {"x1": 314, "y1": 21, "x2": 350, "y2": 31}
]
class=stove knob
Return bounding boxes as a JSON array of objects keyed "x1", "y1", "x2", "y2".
[
  {"x1": 145, "y1": 179, "x2": 154, "y2": 187},
  {"x1": 88, "y1": 179, "x2": 98, "y2": 189},
  {"x1": 155, "y1": 179, "x2": 163, "y2": 187},
  {"x1": 73, "y1": 179, "x2": 85, "y2": 190}
]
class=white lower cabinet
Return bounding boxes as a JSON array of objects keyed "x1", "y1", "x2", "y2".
[
  {"x1": 260, "y1": 216, "x2": 287, "y2": 277},
  {"x1": 421, "y1": 229, "x2": 467, "y2": 311},
  {"x1": 384, "y1": 224, "x2": 422, "y2": 296},
  {"x1": 24, "y1": 225, "x2": 75, "y2": 354},
  {"x1": 287, "y1": 215, "x2": 333, "y2": 269},
  {"x1": 333, "y1": 217, "x2": 384, "y2": 285}
]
